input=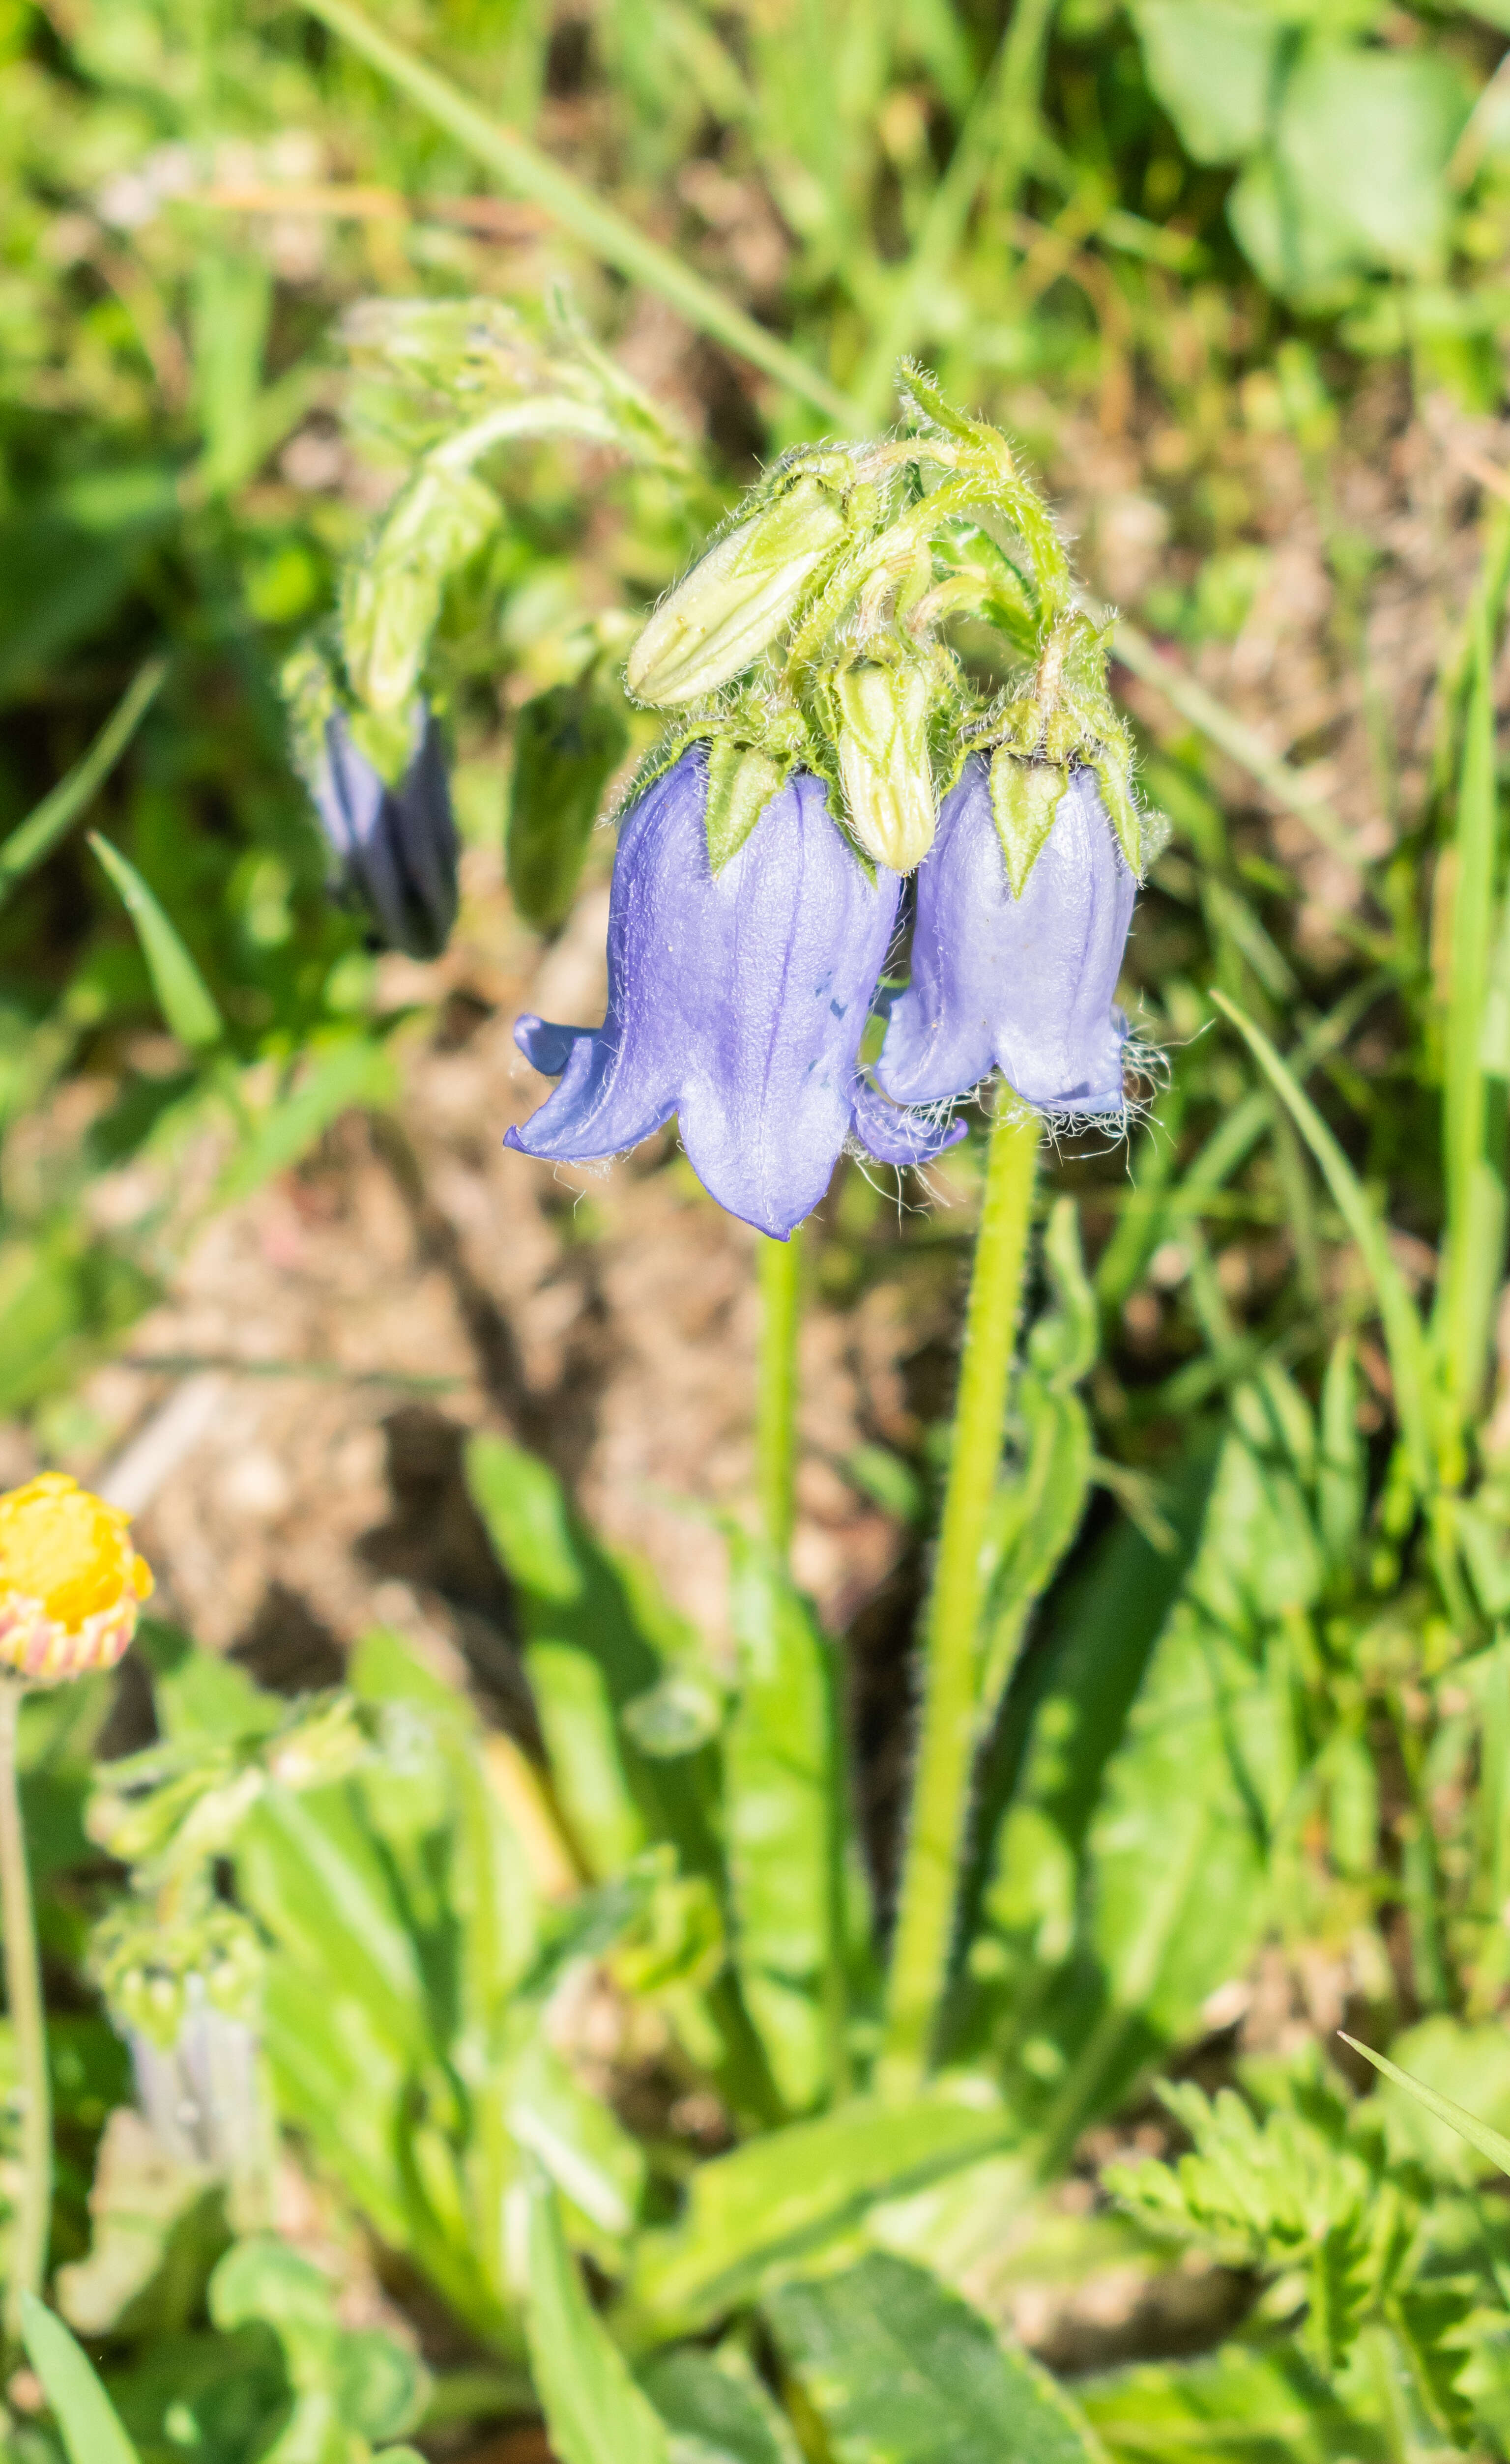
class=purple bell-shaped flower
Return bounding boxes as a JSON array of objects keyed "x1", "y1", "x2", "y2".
[
  {"x1": 877, "y1": 757, "x2": 1134, "y2": 1116},
  {"x1": 313, "y1": 704, "x2": 459, "y2": 960},
  {"x1": 506, "y1": 748, "x2": 962, "y2": 1237}
]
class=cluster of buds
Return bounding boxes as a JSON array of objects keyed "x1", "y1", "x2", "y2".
[
  {"x1": 508, "y1": 367, "x2": 1163, "y2": 1234},
  {"x1": 0, "y1": 1474, "x2": 153, "y2": 1685},
  {"x1": 94, "y1": 1898, "x2": 267, "y2": 2179},
  {"x1": 283, "y1": 295, "x2": 694, "y2": 958}
]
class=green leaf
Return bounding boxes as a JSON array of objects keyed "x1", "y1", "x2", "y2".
[
  {"x1": 0, "y1": 657, "x2": 167, "y2": 906},
  {"x1": 507, "y1": 681, "x2": 628, "y2": 930},
  {"x1": 1079, "y1": 2341, "x2": 1391, "y2": 2464},
  {"x1": 524, "y1": 2173, "x2": 670, "y2": 2464},
  {"x1": 723, "y1": 1533, "x2": 842, "y2": 2114},
  {"x1": 21, "y1": 2293, "x2": 142, "y2": 2464},
  {"x1": 630, "y1": 2092, "x2": 1012, "y2": 2335},
  {"x1": 764, "y1": 2251, "x2": 1103, "y2": 2464},
  {"x1": 1340, "y1": 2031, "x2": 1510, "y2": 2182},
  {"x1": 1130, "y1": 0, "x2": 1280, "y2": 166},
  {"x1": 88, "y1": 832, "x2": 223, "y2": 1049},
  {"x1": 466, "y1": 1434, "x2": 720, "y2": 1887},
  {"x1": 54, "y1": 2109, "x2": 229, "y2": 2339},
  {"x1": 640, "y1": 2346, "x2": 802, "y2": 2464},
  {"x1": 1209, "y1": 993, "x2": 1432, "y2": 1497},
  {"x1": 1275, "y1": 48, "x2": 1467, "y2": 282}
]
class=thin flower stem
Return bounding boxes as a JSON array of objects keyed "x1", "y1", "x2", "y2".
[
  {"x1": 756, "y1": 1228, "x2": 803, "y2": 1565},
  {"x1": 879, "y1": 1104, "x2": 1040, "y2": 2097},
  {"x1": 0, "y1": 1680, "x2": 50, "y2": 2344}
]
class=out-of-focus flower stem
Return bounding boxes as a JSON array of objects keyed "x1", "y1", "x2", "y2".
[
  {"x1": 756, "y1": 1229, "x2": 803, "y2": 1566},
  {"x1": 879, "y1": 1103, "x2": 1040, "y2": 2097},
  {"x1": 0, "y1": 1679, "x2": 50, "y2": 2343}
]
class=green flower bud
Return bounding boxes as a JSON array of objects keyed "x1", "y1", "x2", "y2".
[
  {"x1": 342, "y1": 464, "x2": 499, "y2": 716},
  {"x1": 627, "y1": 465, "x2": 855, "y2": 707},
  {"x1": 830, "y1": 655, "x2": 937, "y2": 874},
  {"x1": 988, "y1": 751, "x2": 1069, "y2": 896}
]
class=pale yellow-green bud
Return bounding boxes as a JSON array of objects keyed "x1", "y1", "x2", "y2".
[
  {"x1": 343, "y1": 464, "x2": 499, "y2": 716},
  {"x1": 627, "y1": 470, "x2": 852, "y2": 707},
  {"x1": 831, "y1": 656, "x2": 936, "y2": 873},
  {"x1": 989, "y1": 751, "x2": 1069, "y2": 896}
]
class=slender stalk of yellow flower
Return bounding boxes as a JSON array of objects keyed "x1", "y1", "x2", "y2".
[{"x1": 0, "y1": 1474, "x2": 152, "y2": 2339}]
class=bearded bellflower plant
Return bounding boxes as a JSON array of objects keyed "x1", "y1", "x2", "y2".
[{"x1": 502, "y1": 374, "x2": 1166, "y2": 2099}]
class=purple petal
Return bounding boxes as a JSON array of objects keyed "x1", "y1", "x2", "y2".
[
  {"x1": 315, "y1": 707, "x2": 458, "y2": 959},
  {"x1": 850, "y1": 1075, "x2": 967, "y2": 1167},
  {"x1": 877, "y1": 758, "x2": 1134, "y2": 1115},
  {"x1": 506, "y1": 751, "x2": 902, "y2": 1237}
]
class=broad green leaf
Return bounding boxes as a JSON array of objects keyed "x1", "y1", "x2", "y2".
[
  {"x1": 235, "y1": 1783, "x2": 434, "y2": 2061},
  {"x1": 641, "y1": 2346, "x2": 802, "y2": 2464},
  {"x1": 1274, "y1": 48, "x2": 1467, "y2": 282},
  {"x1": 723, "y1": 1533, "x2": 841, "y2": 2114},
  {"x1": 88, "y1": 832, "x2": 223, "y2": 1048},
  {"x1": 1130, "y1": 0, "x2": 1279, "y2": 165},
  {"x1": 630, "y1": 2092, "x2": 1012, "y2": 2334},
  {"x1": 21, "y1": 2292, "x2": 142, "y2": 2464},
  {"x1": 524, "y1": 2174, "x2": 670, "y2": 2464},
  {"x1": 507, "y1": 681, "x2": 628, "y2": 929},
  {"x1": 1080, "y1": 2341, "x2": 1391, "y2": 2464},
  {"x1": 1210, "y1": 994, "x2": 1432, "y2": 1496},
  {"x1": 505, "y1": 2024, "x2": 647, "y2": 2244},
  {"x1": 764, "y1": 2251, "x2": 1102, "y2": 2464},
  {"x1": 1341, "y1": 2032, "x2": 1510, "y2": 2182},
  {"x1": 466, "y1": 1434, "x2": 720, "y2": 1887}
]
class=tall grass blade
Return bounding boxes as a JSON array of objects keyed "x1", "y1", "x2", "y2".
[
  {"x1": 0, "y1": 657, "x2": 167, "y2": 908},
  {"x1": 1340, "y1": 2032, "x2": 1510, "y2": 2179},
  {"x1": 1211, "y1": 991, "x2": 1432, "y2": 1494},
  {"x1": 88, "y1": 832, "x2": 223, "y2": 1049},
  {"x1": 299, "y1": 0, "x2": 859, "y2": 429},
  {"x1": 1436, "y1": 596, "x2": 1507, "y2": 1422}
]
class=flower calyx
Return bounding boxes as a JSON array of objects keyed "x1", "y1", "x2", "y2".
[{"x1": 972, "y1": 612, "x2": 1167, "y2": 892}]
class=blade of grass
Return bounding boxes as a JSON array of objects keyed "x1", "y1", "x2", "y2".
[
  {"x1": 299, "y1": 0, "x2": 858, "y2": 430},
  {"x1": 849, "y1": 0, "x2": 1058, "y2": 424},
  {"x1": 1107, "y1": 614, "x2": 1362, "y2": 870},
  {"x1": 1210, "y1": 990, "x2": 1433, "y2": 1496},
  {"x1": 88, "y1": 833, "x2": 223, "y2": 1049},
  {"x1": 0, "y1": 658, "x2": 167, "y2": 908},
  {"x1": 20, "y1": 2296, "x2": 141, "y2": 2464},
  {"x1": 1435, "y1": 595, "x2": 1506, "y2": 1423},
  {"x1": 1340, "y1": 2033, "x2": 1510, "y2": 2178}
]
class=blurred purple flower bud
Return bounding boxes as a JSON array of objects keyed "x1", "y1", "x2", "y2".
[
  {"x1": 506, "y1": 749, "x2": 962, "y2": 1237},
  {"x1": 877, "y1": 757, "x2": 1134, "y2": 1115},
  {"x1": 131, "y1": 1985, "x2": 262, "y2": 2176},
  {"x1": 314, "y1": 704, "x2": 459, "y2": 959}
]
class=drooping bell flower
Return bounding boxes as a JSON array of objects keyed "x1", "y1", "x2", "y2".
[
  {"x1": 877, "y1": 756, "x2": 1134, "y2": 1116},
  {"x1": 0, "y1": 1474, "x2": 153, "y2": 1685},
  {"x1": 505, "y1": 749, "x2": 963, "y2": 1237},
  {"x1": 313, "y1": 703, "x2": 459, "y2": 959}
]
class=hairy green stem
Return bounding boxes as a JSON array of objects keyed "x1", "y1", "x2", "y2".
[
  {"x1": 0, "y1": 1680, "x2": 50, "y2": 2345},
  {"x1": 880, "y1": 1106, "x2": 1040, "y2": 2095},
  {"x1": 756, "y1": 1229, "x2": 803, "y2": 1565}
]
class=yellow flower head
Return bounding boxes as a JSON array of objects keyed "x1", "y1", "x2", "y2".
[{"x1": 0, "y1": 1474, "x2": 154, "y2": 1685}]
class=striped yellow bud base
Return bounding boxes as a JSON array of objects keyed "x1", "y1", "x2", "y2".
[{"x1": 0, "y1": 1473, "x2": 154, "y2": 1686}]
